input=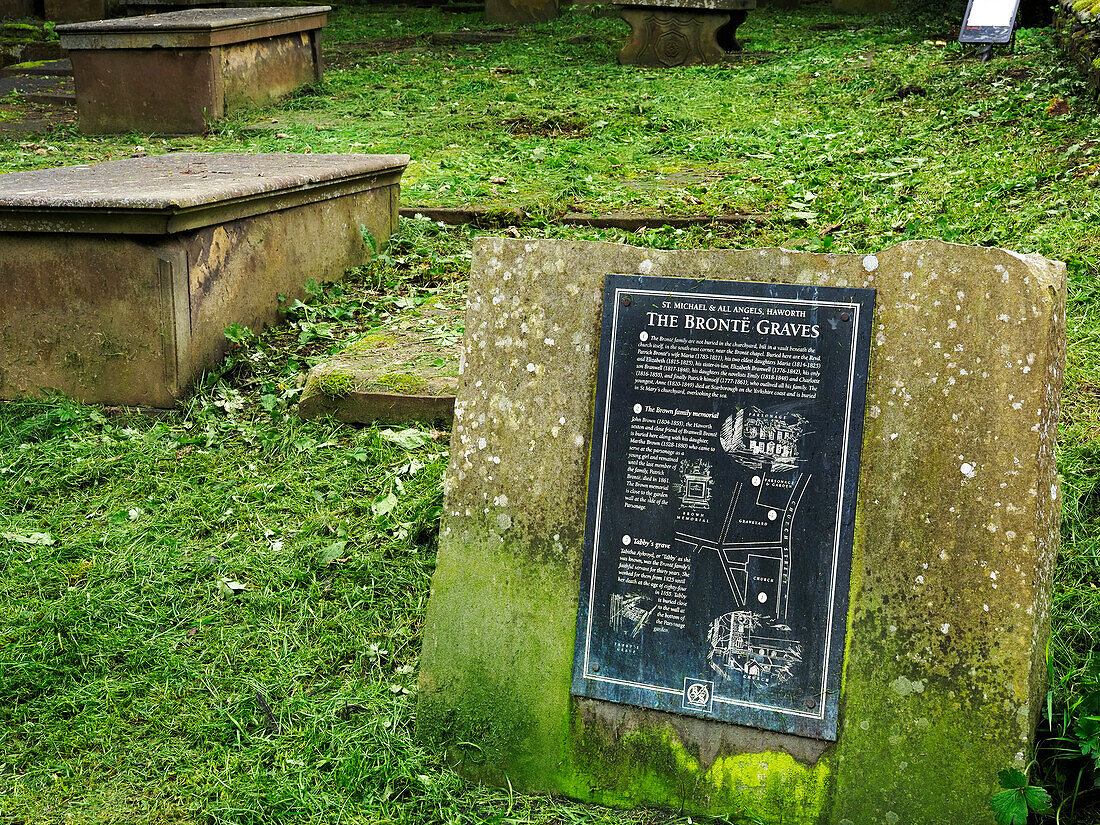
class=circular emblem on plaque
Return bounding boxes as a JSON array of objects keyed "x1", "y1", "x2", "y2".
[{"x1": 685, "y1": 682, "x2": 710, "y2": 706}]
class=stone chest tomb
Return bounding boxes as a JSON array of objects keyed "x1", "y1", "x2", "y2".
[
  {"x1": 57, "y1": 7, "x2": 329, "y2": 134},
  {"x1": 0, "y1": 152, "x2": 407, "y2": 408},
  {"x1": 418, "y1": 238, "x2": 1066, "y2": 824}
]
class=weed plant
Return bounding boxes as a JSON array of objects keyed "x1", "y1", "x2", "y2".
[{"x1": 1, "y1": 1, "x2": 1100, "y2": 823}]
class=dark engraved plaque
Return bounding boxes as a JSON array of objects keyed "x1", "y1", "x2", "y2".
[{"x1": 571, "y1": 275, "x2": 875, "y2": 741}]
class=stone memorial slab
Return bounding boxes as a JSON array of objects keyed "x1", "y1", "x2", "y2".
[
  {"x1": 298, "y1": 297, "x2": 462, "y2": 426},
  {"x1": 573, "y1": 276, "x2": 874, "y2": 741},
  {"x1": 57, "y1": 7, "x2": 329, "y2": 134},
  {"x1": 418, "y1": 238, "x2": 1066, "y2": 824},
  {"x1": 0, "y1": 152, "x2": 407, "y2": 408}
]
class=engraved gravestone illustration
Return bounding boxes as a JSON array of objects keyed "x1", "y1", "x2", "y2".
[{"x1": 572, "y1": 275, "x2": 875, "y2": 741}]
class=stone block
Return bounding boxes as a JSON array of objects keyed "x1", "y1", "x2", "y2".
[
  {"x1": 0, "y1": 152, "x2": 408, "y2": 408},
  {"x1": 57, "y1": 7, "x2": 329, "y2": 134},
  {"x1": 1055, "y1": 0, "x2": 1100, "y2": 92},
  {"x1": 417, "y1": 238, "x2": 1065, "y2": 824},
  {"x1": 299, "y1": 298, "x2": 461, "y2": 426},
  {"x1": 485, "y1": 0, "x2": 559, "y2": 25}
]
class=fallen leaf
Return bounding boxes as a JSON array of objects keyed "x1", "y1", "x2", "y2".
[
  {"x1": 372, "y1": 492, "x2": 399, "y2": 517},
  {"x1": 318, "y1": 540, "x2": 347, "y2": 566},
  {"x1": 217, "y1": 578, "x2": 247, "y2": 598},
  {"x1": 380, "y1": 428, "x2": 432, "y2": 450},
  {"x1": 2, "y1": 531, "x2": 55, "y2": 546}
]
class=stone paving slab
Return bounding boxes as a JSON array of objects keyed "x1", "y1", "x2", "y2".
[
  {"x1": 299, "y1": 296, "x2": 462, "y2": 426},
  {"x1": 0, "y1": 104, "x2": 76, "y2": 135}
]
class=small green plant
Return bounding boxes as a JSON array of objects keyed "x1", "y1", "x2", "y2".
[
  {"x1": 1027, "y1": 672, "x2": 1100, "y2": 823},
  {"x1": 223, "y1": 321, "x2": 255, "y2": 345},
  {"x1": 992, "y1": 767, "x2": 1054, "y2": 825}
]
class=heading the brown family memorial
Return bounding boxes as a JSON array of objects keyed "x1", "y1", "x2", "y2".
[{"x1": 572, "y1": 275, "x2": 876, "y2": 741}]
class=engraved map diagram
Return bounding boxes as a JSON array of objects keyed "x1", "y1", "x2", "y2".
[{"x1": 674, "y1": 406, "x2": 810, "y2": 688}]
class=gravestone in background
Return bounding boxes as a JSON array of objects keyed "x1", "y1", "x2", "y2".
[
  {"x1": 57, "y1": 7, "x2": 329, "y2": 134},
  {"x1": 418, "y1": 238, "x2": 1066, "y2": 824},
  {"x1": 485, "y1": 0, "x2": 557, "y2": 25},
  {"x1": 616, "y1": 0, "x2": 756, "y2": 66}
]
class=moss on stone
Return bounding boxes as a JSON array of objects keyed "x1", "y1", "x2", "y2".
[
  {"x1": 314, "y1": 368, "x2": 355, "y2": 397},
  {"x1": 375, "y1": 371, "x2": 426, "y2": 394},
  {"x1": 565, "y1": 710, "x2": 832, "y2": 822},
  {"x1": 6, "y1": 58, "x2": 53, "y2": 69},
  {"x1": 344, "y1": 332, "x2": 397, "y2": 353},
  {"x1": 419, "y1": 239, "x2": 1065, "y2": 825}
]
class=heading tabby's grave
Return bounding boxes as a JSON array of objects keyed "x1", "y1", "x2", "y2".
[{"x1": 418, "y1": 238, "x2": 1065, "y2": 824}]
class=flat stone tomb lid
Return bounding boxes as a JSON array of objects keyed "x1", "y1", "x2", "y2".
[
  {"x1": 616, "y1": 0, "x2": 755, "y2": 9},
  {"x1": 0, "y1": 152, "x2": 409, "y2": 235},
  {"x1": 57, "y1": 6, "x2": 330, "y2": 49}
]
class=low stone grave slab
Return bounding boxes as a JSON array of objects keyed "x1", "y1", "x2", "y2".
[
  {"x1": 0, "y1": 152, "x2": 408, "y2": 408},
  {"x1": 617, "y1": 0, "x2": 756, "y2": 66},
  {"x1": 56, "y1": 7, "x2": 329, "y2": 134},
  {"x1": 418, "y1": 238, "x2": 1066, "y2": 823},
  {"x1": 298, "y1": 296, "x2": 462, "y2": 426}
]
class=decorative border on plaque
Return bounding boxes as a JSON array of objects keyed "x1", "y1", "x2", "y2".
[{"x1": 571, "y1": 275, "x2": 875, "y2": 742}]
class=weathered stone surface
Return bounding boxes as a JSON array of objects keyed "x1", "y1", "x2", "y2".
[
  {"x1": 0, "y1": 152, "x2": 401, "y2": 230},
  {"x1": 57, "y1": 7, "x2": 328, "y2": 134},
  {"x1": 418, "y1": 238, "x2": 1065, "y2": 823},
  {"x1": 618, "y1": 3, "x2": 753, "y2": 65},
  {"x1": 0, "y1": 153, "x2": 407, "y2": 407},
  {"x1": 485, "y1": 0, "x2": 558, "y2": 25},
  {"x1": 56, "y1": 7, "x2": 330, "y2": 48},
  {"x1": 299, "y1": 297, "x2": 461, "y2": 426},
  {"x1": 624, "y1": 0, "x2": 753, "y2": 9},
  {"x1": 1055, "y1": 0, "x2": 1100, "y2": 92}
]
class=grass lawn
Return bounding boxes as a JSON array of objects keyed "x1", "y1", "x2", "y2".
[{"x1": 2, "y1": 1, "x2": 1100, "y2": 822}]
